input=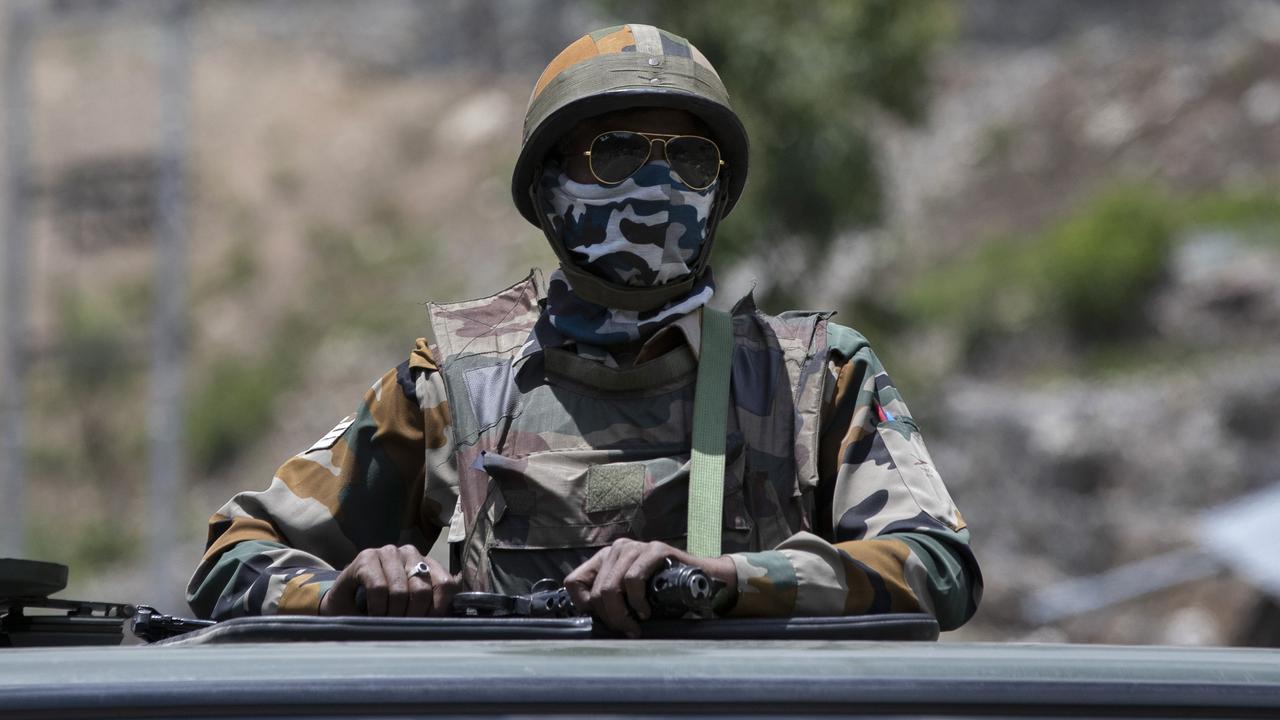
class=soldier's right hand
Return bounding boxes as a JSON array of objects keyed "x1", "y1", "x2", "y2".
[{"x1": 319, "y1": 544, "x2": 457, "y2": 617}]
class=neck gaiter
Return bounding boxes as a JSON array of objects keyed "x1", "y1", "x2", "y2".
[{"x1": 537, "y1": 161, "x2": 718, "y2": 346}]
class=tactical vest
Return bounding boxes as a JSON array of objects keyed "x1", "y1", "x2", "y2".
[{"x1": 427, "y1": 273, "x2": 832, "y2": 594}]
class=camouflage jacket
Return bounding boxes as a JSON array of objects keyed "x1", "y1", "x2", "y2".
[{"x1": 188, "y1": 275, "x2": 982, "y2": 629}]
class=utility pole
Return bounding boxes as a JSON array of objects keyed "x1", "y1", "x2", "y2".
[
  {"x1": 2, "y1": 2, "x2": 36, "y2": 558},
  {"x1": 148, "y1": 0, "x2": 192, "y2": 610}
]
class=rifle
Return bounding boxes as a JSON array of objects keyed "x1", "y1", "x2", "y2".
[
  {"x1": 130, "y1": 605, "x2": 216, "y2": 643},
  {"x1": 1, "y1": 558, "x2": 215, "y2": 646},
  {"x1": 356, "y1": 558, "x2": 722, "y2": 619}
]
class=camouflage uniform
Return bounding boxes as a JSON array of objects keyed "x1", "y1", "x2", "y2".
[
  {"x1": 187, "y1": 24, "x2": 982, "y2": 629},
  {"x1": 188, "y1": 272, "x2": 981, "y2": 628}
]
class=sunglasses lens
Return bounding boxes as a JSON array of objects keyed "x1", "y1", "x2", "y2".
[
  {"x1": 590, "y1": 132, "x2": 651, "y2": 184},
  {"x1": 666, "y1": 136, "x2": 721, "y2": 189}
]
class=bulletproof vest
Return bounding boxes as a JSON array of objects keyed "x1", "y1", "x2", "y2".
[{"x1": 427, "y1": 272, "x2": 832, "y2": 594}]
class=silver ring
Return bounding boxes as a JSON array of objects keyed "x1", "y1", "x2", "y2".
[{"x1": 408, "y1": 561, "x2": 432, "y2": 579}]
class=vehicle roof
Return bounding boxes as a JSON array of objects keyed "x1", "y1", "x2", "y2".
[{"x1": 2, "y1": 640, "x2": 1279, "y2": 718}]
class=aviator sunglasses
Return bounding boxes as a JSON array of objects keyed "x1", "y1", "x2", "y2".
[{"x1": 581, "y1": 131, "x2": 724, "y2": 190}]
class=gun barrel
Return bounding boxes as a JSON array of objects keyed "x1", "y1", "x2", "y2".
[{"x1": 648, "y1": 562, "x2": 716, "y2": 619}]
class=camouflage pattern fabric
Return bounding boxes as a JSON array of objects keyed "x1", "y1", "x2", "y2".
[
  {"x1": 188, "y1": 277, "x2": 981, "y2": 630},
  {"x1": 538, "y1": 267, "x2": 714, "y2": 348},
  {"x1": 729, "y1": 322, "x2": 978, "y2": 621},
  {"x1": 186, "y1": 341, "x2": 456, "y2": 620},
  {"x1": 527, "y1": 25, "x2": 723, "y2": 113},
  {"x1": 534, "y1": 148, "x2": 716, "y2": 348},
  {"x1": 542, "y1": 161, "x2": 717, "y2": 288}
]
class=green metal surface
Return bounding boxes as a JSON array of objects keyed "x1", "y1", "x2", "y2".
[
  {"x1": 1, "y1": 641, "x2": 1278, "y2": 687},
  {"x1": 3, "y1": 641, "x2": 1280, "y2": 718}
]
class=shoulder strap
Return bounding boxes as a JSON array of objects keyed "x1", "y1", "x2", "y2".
[{"x1": 686, "y1": 307, "x2": 733, "y2": 558}]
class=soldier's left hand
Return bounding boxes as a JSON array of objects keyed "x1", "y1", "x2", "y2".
[{"x1": 564, "y1": 539, "x2": 737, "y2": 638}]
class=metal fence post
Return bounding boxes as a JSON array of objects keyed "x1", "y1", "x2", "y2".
[
  {"x1": 1, "y1": 2, "x2": 36, "y2": 559},
  {"x1": 148, "y1": 0, "x2": 193, "y2": 609}
]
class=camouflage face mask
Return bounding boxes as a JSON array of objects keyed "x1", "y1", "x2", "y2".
[{"x1": 541, "y1": 161, "x2": 718, "y2": 288}]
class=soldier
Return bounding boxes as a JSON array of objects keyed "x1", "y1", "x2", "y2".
[{"x1": 187, "y1": 24, "x2": 982, "y2": 637}]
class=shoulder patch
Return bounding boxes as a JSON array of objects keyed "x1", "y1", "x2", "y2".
[{"x1": 307, "y1": 414, "x2": 356, "y2": 453}]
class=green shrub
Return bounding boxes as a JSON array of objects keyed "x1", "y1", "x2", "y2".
[
  {"x1": 1036, "y1": 186, "x2": 1174, "y2": 339},
  {"x1": 900, "y1": 185, "x2": 1175, "y2": 346},
  {"x1": 186, "y1": 351, "x2": 293, "y2": 474},
  {"x1": 55, "y1": 284, "x2": 144, "y2": 388},
  {"x1": 592, "y1": 0, "x2": 954, "y2": 303},
  {"x1": 1181, "y1": 190, "x2": 1280, "y2": 241},
  {"x1": 28, "y1": 518, "x2": 137, "y2": 570},
  {"x1": 899, "y1": 230, "x2": 1044, "y2": 349}
]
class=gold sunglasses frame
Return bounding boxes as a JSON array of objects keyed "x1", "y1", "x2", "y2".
[{"x1": 582, "y1": 131, "x2": 725, "y2": 191}]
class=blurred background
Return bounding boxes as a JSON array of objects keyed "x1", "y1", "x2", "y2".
[{"x1": 2, "y1": 0, "x2": 1279, "y2": 646}]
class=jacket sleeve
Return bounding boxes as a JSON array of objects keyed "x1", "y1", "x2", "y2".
[
  {"x1": 725, "y1": 323, "x2": 982, "y2": 630},
  {"x1": 186, "y1": 339, "x2": 458, "y2": 620}
]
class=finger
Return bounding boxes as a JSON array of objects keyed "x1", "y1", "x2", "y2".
[
  {"x1": 594, "y1": 541, "x2": 643, "y2": 609},
  {"x1": 378, "y1": 545, "x2": 409, "y2": 617},
  {"x1": 565, "y1": 546, "x2": 609, "y2": 612},
  {"x1": 435, "y1": 573, "x2": 462, "y2": 617},
  {"x1": 425, "y1": 559, "x2": 456, "y2": 617},
  {"x1": 322, "y1": 564, "x2": 360, "y2": 615},
  {"x1": 398, "y1": 546, "x2": 432, "y2": 617},
  {"x1": 405, "y1": 575, "x2": 432, "y2": 616},
  {"x1": 356, "y1": 559, "x2": 388, "y2": 616},
  {"x1": 624, "y1": 545, "x2": 670, "y2": 621},
  {"x1": 593, "y1": 542, "x2": 644, "y2": 637}
]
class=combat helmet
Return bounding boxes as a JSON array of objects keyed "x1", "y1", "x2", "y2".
[{"x1": 512, "y1": 24, "x2": 749, "y2": 310}]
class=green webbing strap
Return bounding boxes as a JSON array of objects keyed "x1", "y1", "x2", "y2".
[{"x1": 687, "y1": 307, "x2": 733, "y2": 558}]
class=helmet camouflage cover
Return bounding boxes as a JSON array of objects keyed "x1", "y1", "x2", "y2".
[{"x1": 512, "y1": 24, "x2": 749, "y2": 310}]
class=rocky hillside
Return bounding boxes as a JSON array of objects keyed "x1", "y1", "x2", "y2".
[
  {"x1": 870, "y1": 0, "x2": 1280, "y2": 643},
  {"x1": 8, "y1": 1, "x2": 1279, "y2": 644}
]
